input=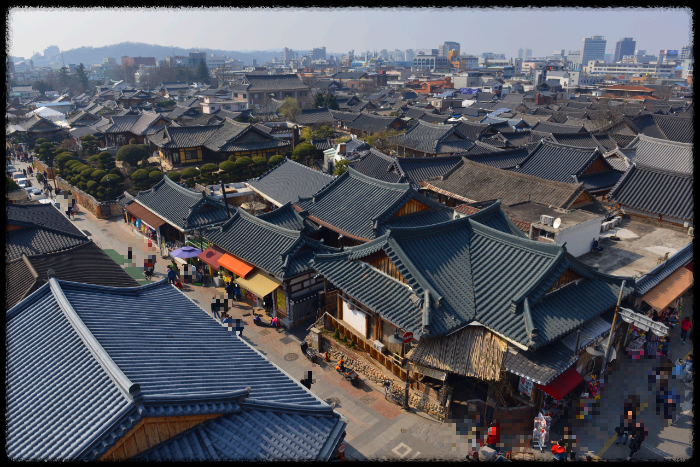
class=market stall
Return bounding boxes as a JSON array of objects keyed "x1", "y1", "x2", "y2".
[
  {"x1": 217, "y1": 253, "x2": 254, "y2": 287},
  {"x1": 640, "y1": 266, "x2": 693, "y2": 327},
  {"x1": 198, "y1": 245, "x2": 227, "y2": 285},
  {"x1": 234, "y1": 268, "x2": 282, "y2": 309},
  {"x1": 537, "y1": 366, "x2": 584, "y2": 423},
  {"x1": 124, "y1": 202, "x2": 166, "y2": 245}
]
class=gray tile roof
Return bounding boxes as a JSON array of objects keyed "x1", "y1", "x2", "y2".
[
  {"x1": 423, "y1": 157, "x2": 589, "y2": 209},
  {"x1": 627, "y1": 114, "x2": 694, "y2": 143},
  {"x1": 132, "y1": 176, "x2": 230, "y2": 231},
  {"x1": 311, "y1": 138, "x2": 333, "y2": 151},
  {"x1": 295, "y1": 167, "x2": 451, "y2": 241},
  {"x1": 66, "y1": 109, "x2": 101, "y2": 126},
  {"x1": 530, "y1": 121, "x2": 585, "y2": 134},
  {"x1": 149, "y1": 123, "x2": 222, "y2": 148},
  {"x1": 134, "y1": 403, "x2": 345, "y2": 461},
  {"x1": 462, "y1": 141, "x2": 504, "y2": 154},
  {"x1": 636, "y1": 241, "x2": 693, "y2": 295},
  {"x1": 502, "y1": 340, "x2": 577, "y2": 386},
  {"x1": 329, "y1": 109, "x2": 361, "y2": 123},
  {"x1": 509, "y1": 140, "x2": 617, "y2": 189},
  {"x1": 7, "y1": 279, "x2": 332, "y2": 460},
  {"x1": 345, "y1": 113, "x2": 404, "y2": 134},
  {"x1": 7, "y1": 203, "x2": 86, "y2": 237},
  {"x1": 632, "y1": 134, "x2": 693, "y2": 174},
  {"x1": 350, "y1": 149, "x2": 402, "y2": 184},
  {"x1": 393, "y1": 120, "x2": 473, "y2": 155},
  {"x1": 481, "y1": 130, "x2": 533, "y2": 148},
  {"x1": 203, "y1": 207, "x2": 336, "y2": 279},
  {"x1": 256, "y1": 202, "x2": 315, "y2": 233},
  {"x1": 242, "y1": 74, "x2": 309, "y2": 92},
  {"x1": 453, "y1": 121, "x2": 491, "y2": 140},
  {"x1": 464, "y1": 147, "x2": 530, "y2": 169},
  {"x1": 393, "y1": 155, "x2": 462, "y2": 189},
  {"x1": 5, "y1": 241, "x2": 140, "y2": 310},
  {"x1": 311, "y1": 204, "x2": 633, "y2": 345},
  {"x1": 419, "y1": 113, "x2": 451, "y2": 124},
  {"x1": 296, "y1": 107, "x2": 336, "y2": 125},
  {"x1": 248, "y1": 158, "x2": 336, "y2": 206},
  {"x1": 607, "y1": 164, "x2": 693, "y2": 221},
  {"x1": 6, "y1": 226, "x2": 90, "y2": 261}
]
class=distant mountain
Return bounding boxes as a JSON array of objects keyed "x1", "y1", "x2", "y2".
[{"x1": 59, "y1": 42, "x2": 282, "y2": 66}]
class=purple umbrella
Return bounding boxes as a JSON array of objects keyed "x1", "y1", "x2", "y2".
[{"x1": 169, "y1": 246, "x2": 203, "y2": 258}]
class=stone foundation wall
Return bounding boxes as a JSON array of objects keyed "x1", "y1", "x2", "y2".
[
  {"x1": 54, "y1": 175, "x2": 122, "y2": 219},
  {"x1": 310, "y1": 332, "x2": 446, "y2": 420}
]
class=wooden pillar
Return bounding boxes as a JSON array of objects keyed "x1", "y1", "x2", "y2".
[
  {"x1": 337, "y1": 294, "x2": 343, "y2": 321},
  {"x1": 375, "y1": 315, "x2": 381, "y2": 341}
]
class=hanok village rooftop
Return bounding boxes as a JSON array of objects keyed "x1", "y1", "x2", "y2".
[{"x1": 5, "y1": 66, "x2": 694, "y2": 459}]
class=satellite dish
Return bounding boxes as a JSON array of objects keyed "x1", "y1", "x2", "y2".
[{"x1": 553, "y1": 218, "x2": 562, "y2": 229}]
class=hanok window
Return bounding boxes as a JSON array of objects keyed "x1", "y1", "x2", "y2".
[
  {"x1": 184, "y1": 149, "x2": 198, "y2": 161},
  {"x1": 252, "y1": 94, "x2": 259, "y2": 99}
]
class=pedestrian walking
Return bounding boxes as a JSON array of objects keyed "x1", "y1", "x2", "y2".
[
  {"x1": 225, "y1": 281, "x2": 236, "y2": 301},
  {"x1": 211, "y1": 297, "x2": 222, "y2": 321},
  {"x1": 614, "y1": 425, "x2": 628, "y2": 446},
  {"x1": 234, "y1": 283, "x2": 242, "y2": 301},
  {"x1": 486, "y1": 420, "x2": 500, "y2": 452},
  {"x1": 22, "y1": 168, "x2": 27, "y2": 177},
  {"x1": 659, "y1": 338, "x2": 670, "y2": 357},
  {"x1": 551, "y1": 440, "x2": 567, "y2": 461},
  {"x1": 681, "y1": 355, "x2": 693, "y2": 384},
  {"x1": 627, "y1": 425, "x2": 646, "y2": 461},
  {"x1": 680, "y1": 317, "x2": 692, "y2": 344},
  {"x1": 166, "y1": 266, "x2": 177, "y2": 285}
]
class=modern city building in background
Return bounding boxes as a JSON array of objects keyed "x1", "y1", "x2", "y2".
[
  {"x1": 580, "y1": 35, "x2": 606, "y2": 70},
  {"x1": 439, "y1": 41, "x2": 460, "y2": 58},
  {"x1": 658, "y1": 49, "x2": 680, "y2": 64},
  {"x1": 311, "y1": 47, "x2": 326, "y2": 61},
  {"x1": 518, "y1": 48, "x2": 532, "y2": 60},
  {"x1": 614, "y1": 37, "x2": 636, "y2": 63}
]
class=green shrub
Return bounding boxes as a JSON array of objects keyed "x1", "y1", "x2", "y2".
[
  {"x1": 115, "y1": 144, "x2": 149, "y2": 166},
  {"x1": 252, "y1": 156, "x2": 267, "y2": 166},
  {"x1": 341, "y1": 335, "x2": 347, "y2": 343},
  {"x1": 76, "y1": 181, "x2": 87, "y2": 190},
  {"x1": 87, "y1": 180, "x2": 97, "y2": 189},
  {"x1": 181, "y1": 167, "x2": 201, "y2": 180},
  {"x1": 131, "y1": 169, "x2": 149, "y2": 182},
  {"x1": 91, "y1": 169, "x2": 107, "y2": 180},
  {"x1": 333, "y1": 329, "x2": 340, "y2": 339},
  {"x1": 167, "y1": 171, "x2": 181, "y2": 181},
  {"x1": 109, "y1": 168, "x2": 123, "y2": 177},
  {"x1": 234, "y1": 156, "x2": 252, "y2": 167},
  {"x1": 101, "y1": 174, "x2": 121, "y2": 185},
  {"x1": 148, "y1": 171, "x2": 164, "y2": 181},
  {"x1": 267, "y1": 155, "x2": 284, "y2": 166}
]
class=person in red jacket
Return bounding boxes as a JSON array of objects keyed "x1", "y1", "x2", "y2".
[
  {"x1": 680, "y1": 317, "x2": 692, "y2": 344},
  {"x1": 486, "y1": 420, "x2": 500, "y2": 452}
]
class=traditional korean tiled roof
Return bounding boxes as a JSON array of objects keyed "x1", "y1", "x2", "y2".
[
  {"x1": 252, "y1": 98, "x2": 283, "y2": 117},
  {"x1": 134, "y1": 402, "x2": 346, "y2": 461},
  {"x1": 176, "y1": 98, "x2": 202, "y2": 108},
  {"x1": 629, "y1": 114, "x2": 693, "y2": 143},
  {"x1": 256, "y1": 202, "x2": 316, "y2": 234},
  {"x1": 248, "y1": 158, "x2": 336, "y2": 206},
  {"x1": 166, "y1": 105, "x2": 202, "y2": 120},
  {"x1": 296, "y1": 107, "x2": 335, "y2": 125},
  {"x1": 419, "y1": 113, "x2": 450, "y2": 124},
  {"x1": 5, "y1": 241, "x2": 139, "y2": 310},
  {"x1": 392, "y1": 120, "x2": 473, "y2": 155},
  {"x1": 502, "y1": 340, "x2": 578, "y2": 386},
  {"x1": 329, "y1": 109, "x2": 361, "y2": 123},
  {"x1": 607, "y1": 164, "x2": 693, "y2": 221},
  {"x1": 349, "y1": 148, "x2": 402, "y2": 183},
  {"x1": 636, "y1": 241, "x2": 694, "y2": 295},
  {"x1": 66, "y1": 109, "x2": 101, "y2": 126},
  {"x1": 311, "y1": 204, "x2": 633, "y2": 345},
  {"x1": 462, "y1": 141, "x2": 505, "y2": 155},
  {"x1": 132, "y1": 176, "x2": 230, "y2": 231},
  {"x1": 7, "y1": 203, "x2": 86, "y2": 237},
  {"x1": 508, "y1": 140, "x2": 619, "y2": 191},
  {"x1": 393, "y1": 155, "x2": 462, "y2": 189},
  {"x1": 454, "y1": 203, "x2": 531, "y2": 234},
  {"x1": 423, "y1": 157, "x2": 590, "y2": 209},
  {"x1": 632, "y1": 134, "x2": 693, "y2": 174},
  {"x1": 344, "y1": 113, "x2": 404, "y2": 134},
  {"x1": 19, "y1": 114, "x2": 61, "y2": 132},
  {"x1": 7, "y1": 278, "x2": 333, "y2": 460},
  {"x1": 464, "y1": 147, "x2": 530, "y2": 169},
  {"x1": 241, "y1": 74, "x2": 309, "y2": 92},
  {"x1": 530, "y1": 120, "x2": 585, "y2": 134},
  {"x1": 295, "y1": 167, "x2": 451, "y2": 241},
  {"x1": 481, "y1": 130, "x2": 532, "y2": 148},
  {"x1": 453, "y1": 121, "x2": 491, "y2": 140},
  {"x1": 149, "y1": 124, "x2": 223, "y2": 148},
  {"x1": 203, "y1": 208, "x2": 336, "y2": 278}
]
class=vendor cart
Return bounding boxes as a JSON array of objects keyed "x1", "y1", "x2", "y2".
[{"x1": 531, "y1": 412, "x2": 551, "y2": 452}]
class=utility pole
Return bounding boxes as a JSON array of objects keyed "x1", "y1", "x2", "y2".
[{"x1": 600, "y1": 280, "x2": 626, "y2": 380}]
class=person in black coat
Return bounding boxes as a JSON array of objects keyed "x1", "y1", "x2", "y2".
[
  {"x1": 627, "y1": 424, "x2": 646, "y2": 460},
  {"x1": 225, "y1": 281, "x2": 236, "y2": 301}
]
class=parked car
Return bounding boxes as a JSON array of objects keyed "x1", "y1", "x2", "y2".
[
  {"x1": 6, "y1": 165, "x2": 17, "y2": 176},
  {"x1": 17, "y1": 178, "x2": 29, "y2": 188},
  {"x1": 27, "y1": 187, "x2": 47, "y2": 200},
  {"x1": 12, "y1": 172, "x2": 25, "y2": 182}
]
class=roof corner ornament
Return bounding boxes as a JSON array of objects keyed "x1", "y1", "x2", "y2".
[{"x1": 47, "y1": 269, "x2": 56, "y2": 279}]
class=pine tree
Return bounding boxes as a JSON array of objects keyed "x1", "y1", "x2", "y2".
[
  {"x1": 323, "y1": 93, "x2": 339, "y2": 110},
  {"x1": 313, "y1": 93, "x2": 325, "y2": 108},
  {"x1": 196, "y1": 60, "x2": 210, "y2": 84},
  {"x1": 74, "y1": 63, "x2": 89, "y2": 92}
]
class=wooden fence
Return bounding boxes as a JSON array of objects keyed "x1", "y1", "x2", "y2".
[{"x1": 325, "y1": 313, "x2": 407, "y2": 381}]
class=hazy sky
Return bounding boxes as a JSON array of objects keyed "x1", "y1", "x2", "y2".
[{"x1": 9, "y1": 7, "x2": 693, "y2": 59}]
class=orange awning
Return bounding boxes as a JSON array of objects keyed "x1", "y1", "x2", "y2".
[
  {"x1": 217, "y1": 253, "x2": 254, "y2": 278},
  {"x1": 198, "y1": 245, "x2": 226, "y2": 270},
  {"x1": 641, "y1": 267, "x2": 694, "y2": 312},
  {"x1": 125, "y1": 203, "x2": 167, "y2": 229}
]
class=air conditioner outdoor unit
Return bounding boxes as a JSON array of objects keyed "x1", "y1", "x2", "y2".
[
  {"x1": 373, "y1": 340, "x2": 386, "y2": 353},
  {"x1": 540, "y1": 215, "x2": 555, "y2": 226}
]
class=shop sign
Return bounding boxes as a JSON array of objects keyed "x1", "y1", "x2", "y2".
[{"x1": 518, "y1": 376, "x2": 534, "y2": 396}]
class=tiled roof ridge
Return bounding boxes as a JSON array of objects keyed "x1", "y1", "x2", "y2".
[
  {"x1": 235, "y1": 206, "x2": 303, "y2": 238},
  {"x1": 632, "y1": 162, "x2": 694, "y2": 178},
  {"x1": 8, "y1": 222, "x2": 90, "y2": 242},
  {"x1": 251, "y1": 157, "x2": 336, "y2": 184},
  {"x1": 637, "y1": 133, "x2": 694, "y2": 148},
  {"x1": 384, "y1": 239, "x2": 443, "y2": 307},
  {"x1": 636, "y1": 241, "x2": 693, "y2": 293},
  {"x1": 539, "y1": 138, "x2": 600, "y2": 153},
  {"x1": 313, "y1": 235, "x2": 390, "y2": 263}
]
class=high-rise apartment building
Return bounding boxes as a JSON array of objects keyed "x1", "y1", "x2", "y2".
[
  {"x1": 526, "y1": 48, "x2": 532, "y2": 58},
  {"x1": 405, "y1": 49, "x2": 415, "y2": 62},
  {"x1": 281, "y1": 47, "x2": 295, "y2": 64},
  {"x1": 311, "y1": 47, "x2": 326, "y2": 61},
  {"x1": 580, "y1": 36, "x2": 606, "y2": 70},
  {"x1": 613, "y1": 38, "x2": 636, "y2": 63},
  {"x1": 439, "y1": 41, "x2": 460, "y2": 58},
  {"x1": 380, "y1": 49, "x2": 389, "y2": 60},
  {"x1": 518, "y1": 49, "x2": 524, "y2": 60},
  {"x1": 680, "y1": 45, "x2": 693, "y2": 60}
]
